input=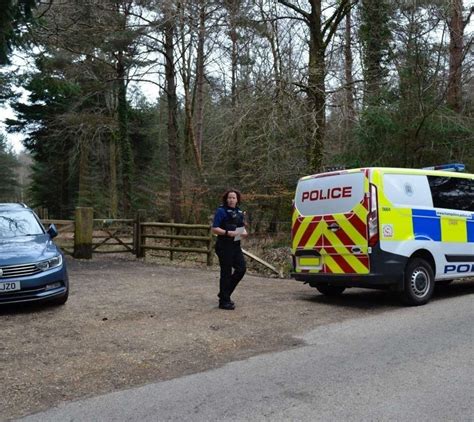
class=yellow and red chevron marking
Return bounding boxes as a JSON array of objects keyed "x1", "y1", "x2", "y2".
[
  {"x1": 291, "y1": 211, "x2": 324, "y2": 251},
  {"x1": 292, "y1": 196, "x2": 370, "y2": 274},
  {"x1": 320, "y1": 233, "x2": 369, "y2": 274}
]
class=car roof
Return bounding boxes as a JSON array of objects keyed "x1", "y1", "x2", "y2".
[
  {"x1": 300, "y1": 167, "x2": 472, "y2": 181},
  {"x1": 0, "y1": 203, "x2": 31, "y2": 210}
]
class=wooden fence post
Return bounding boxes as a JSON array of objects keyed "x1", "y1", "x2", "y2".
[
  {"x1": 74, "y1": 207, "x2": 93, "y2": 259},
  {"x1": 135, "y1": 209, "x2": 146, "y2": 258},
  {"x1": 169, "y1": 219, "x2": 174, "y2": 261}
]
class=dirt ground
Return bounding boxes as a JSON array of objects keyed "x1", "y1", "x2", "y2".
[{"x1": 1, "y1": 255, "x2": 472, "y2": 421}]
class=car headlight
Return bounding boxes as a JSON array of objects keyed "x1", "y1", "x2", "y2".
[{"x1": 37, "y1": 255, "x2": 63, "y2": 271}]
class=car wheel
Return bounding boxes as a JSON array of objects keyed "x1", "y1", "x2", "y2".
[
  {"x1": 401, "y1": 258, "x2": 434, "y2": 306},
  {"x1": 316, "y1": 285, "x2": 346, "y2": 296}
]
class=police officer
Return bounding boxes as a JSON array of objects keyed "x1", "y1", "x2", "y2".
[{"x1": 212, "y1": 189, "x2": 248, "y2": 310}]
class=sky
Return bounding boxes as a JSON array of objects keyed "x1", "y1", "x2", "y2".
[
  {"x1": 1, "y1": 54, "x2": 32, "y2": 154},
  {"x1": 0, "y1": 103, "x2": 23, "y2": 153}
]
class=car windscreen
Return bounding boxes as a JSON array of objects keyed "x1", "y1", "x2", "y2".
[{"x1": 0, "y1": 210, "x2": 44, "y2": 238}]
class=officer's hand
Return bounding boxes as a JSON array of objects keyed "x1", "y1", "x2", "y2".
[
  {"x1": 241, "y1": 229, "x2": 248, "y2": 239},
  {"x1": 227, "y1": 230, "x2": 237, "y2": 237}
]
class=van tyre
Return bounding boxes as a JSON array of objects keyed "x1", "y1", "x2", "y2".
[
  {"x1": 401, "y1": 258, "x2": 434, "y2": 306},
  {"x1": 316, "y1": 285, "x2": 346, "y2": 296}
]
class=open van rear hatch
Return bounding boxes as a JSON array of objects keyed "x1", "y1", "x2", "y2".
[{"x1": 292, "y1": 170, "x2": 370, "y2": 275}]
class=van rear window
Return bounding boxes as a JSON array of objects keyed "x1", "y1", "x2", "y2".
[
  {"x1": 428, "y1": 176, "x2": 474, "y2": 212},
  {"x1": 295, "y1": 172, "x2": 365, "y2": 216}
]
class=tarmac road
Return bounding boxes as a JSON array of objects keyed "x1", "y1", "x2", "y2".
[{"x1": 19, "y1": 291, "x2": 473, "y2": 421}]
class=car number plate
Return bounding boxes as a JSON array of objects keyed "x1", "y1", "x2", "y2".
[{"x1": 0, "y1": 281, "x2": 21, "y2": 292}]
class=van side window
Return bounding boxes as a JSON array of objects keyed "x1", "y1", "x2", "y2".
[
  {"x1": 428, "y1": 176, "x2": 474, "y2": 212},
  {"x1": 383, "y1": 174, "x2": 433, "y2": 207}
]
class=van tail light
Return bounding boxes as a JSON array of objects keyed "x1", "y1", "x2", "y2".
[{"x1": 368, "y1": 183, "x2": 379, "y2": 247}]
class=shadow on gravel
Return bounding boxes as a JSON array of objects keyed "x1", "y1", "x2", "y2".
[
  {"x1": 0, "y1": 301, "x2": 62, "y2": 316},
  {"x1": 433, "y1": 279, "x2": 474, "y2": 301},
  {"x1": 301, "y1": 289, "x2": 400, "y2": 309},
  {"x1": 298, "y1": 279, "x2": 474, "y2": 310}
]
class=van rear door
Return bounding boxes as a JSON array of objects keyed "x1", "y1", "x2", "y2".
[{"x1": 292, "y1": 170, "x2": 370, "y2": 275}]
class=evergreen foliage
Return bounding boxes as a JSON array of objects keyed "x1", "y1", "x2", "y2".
[
  {"x1": 0, "y1": 0, "x2": 36, "y2": 64},
  {"x1": 359, "y1": 0, "x2": 392, "y2": 106},
  {"x1": 0, "y1": 133, "x2": 19, "y2": 201}
]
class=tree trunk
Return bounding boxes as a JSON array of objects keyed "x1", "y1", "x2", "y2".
[
  {"x1": 228, "y1": 0, "x2": 239, "y2": 108},
  {"x1": 109, "y1": 135, "x2": 118, "y2": 218},
  {"x1": 195, "y1": 0, "x2": 206, "y2": 156},
  {"x1": 259, "y1": 1, "x2": 283, "y2": 95},
  {"x1": 164, "y1": 9, "x2": 183, "y2": 223},
  {"x1": 184, "y1": 89, "x2": 203, "y2": 173},
  {"x1": 225, "y1": 0, "x2": 240, "y2": 179},
  {"x1": 77, "y1": 140, "x2": 90, "y2": 207},
  {"x1": 278, "y1": 0, "x2": 352, "y2": 173},
  {"x1": 180, "y1": 0, "x2": 203, "y2": 174},
  {"x1": 447, "y1": 0, "x2": 464, "y2": 112},
  {"x1": 117, "y1": 50, "x2": 132, "y2": 216},
  {"x1": 307, "y1": 0, "x2": 325, "y2": 173},
  {"x1": 344, "y1": 10, "x2": 356, "y2": 126}
]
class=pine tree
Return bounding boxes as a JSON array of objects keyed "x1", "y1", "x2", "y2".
[
  {"x1": 0, "y1": 134, "x2": 19, "y2": 201},
  {"x1": 0, "y1": 0, "x2": 36, "y2": 64}
]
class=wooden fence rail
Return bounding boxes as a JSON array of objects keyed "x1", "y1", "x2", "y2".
[
  {"x1": 39, "y1": 207, "x2": 281, "y2": 274},
  {"x1": 41, "y1": 208, "x2": 214, "y2": 265},
  {"x1": 138, "y1": 222, "x2": 214, "y2": 266}
]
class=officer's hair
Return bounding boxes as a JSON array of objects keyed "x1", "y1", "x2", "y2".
[{"x1": 222, "y1": 189, "x2": 241, "y2": 206}]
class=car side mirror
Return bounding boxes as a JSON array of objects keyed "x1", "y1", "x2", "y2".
[{"x1": 47, "y1": 224, "x2": 58, "y2": 238}]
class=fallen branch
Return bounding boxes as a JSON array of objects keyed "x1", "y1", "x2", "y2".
[{"x1": 242, "y1": 248, "x2": 283, "y2": 278}]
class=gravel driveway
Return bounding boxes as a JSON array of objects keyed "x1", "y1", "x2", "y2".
[{"x1": 1, "y1": 255, "x2": 469, "y2": 421}]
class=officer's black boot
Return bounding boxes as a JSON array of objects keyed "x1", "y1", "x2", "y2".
[
  {"x1": 217, "y1": 293, "x2": 234, "y2": 305},
  {"x1": 218, "y1": 300, "x2": 235, "y2": 310},
  {"x1": 216, "y1": 241, "x2": 235, "y2": 309}
]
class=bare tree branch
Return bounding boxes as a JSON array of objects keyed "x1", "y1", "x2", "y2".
[{"x1": 277, "y1": 0, "x2": 310, "y2": 21}]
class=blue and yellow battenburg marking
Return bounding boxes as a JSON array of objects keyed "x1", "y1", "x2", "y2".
[
  {"x1": 468, "y1": 215, "x2": 474, "y2": 243},
  {"x1": 410, "y1": 209, "x2": 473, "y2": 243}
]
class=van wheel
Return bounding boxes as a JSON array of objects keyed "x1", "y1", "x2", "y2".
[
  {"x1": 316, "y1": 285, "x2": 346, "y2": 296},
  {"x1": 401, "y1": 258, "x2": 434, "y2": 306}
]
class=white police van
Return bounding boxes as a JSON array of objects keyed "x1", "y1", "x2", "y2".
[{"x1": 291, "y1": 164, "x2": 473, "y2": 305}]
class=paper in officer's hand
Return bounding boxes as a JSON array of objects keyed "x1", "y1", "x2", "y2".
[{"x1": 234, "y1": 227, "x2": 245, "y2": 241}]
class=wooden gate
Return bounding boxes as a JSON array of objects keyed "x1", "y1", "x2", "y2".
[{"x1": 92, "y1": 219, "x2": 135, "y2": 254}]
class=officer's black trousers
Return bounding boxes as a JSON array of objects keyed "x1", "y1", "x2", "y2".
[{"x1": 215, "y1": 239, "x2": 246, "y2": 303}]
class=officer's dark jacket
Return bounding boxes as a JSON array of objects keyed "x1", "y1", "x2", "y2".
[{"x1": 212, "y1": 206, "x2": 244, "y2": 239}]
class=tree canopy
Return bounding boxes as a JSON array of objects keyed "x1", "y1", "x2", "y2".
[{"x1": 2, "y1": 0, "x2": 473, "y2": 223}]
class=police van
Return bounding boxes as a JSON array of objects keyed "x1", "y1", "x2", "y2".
[{"x1": 291, "y1": 164, "x2": 473, "y2": 305}]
